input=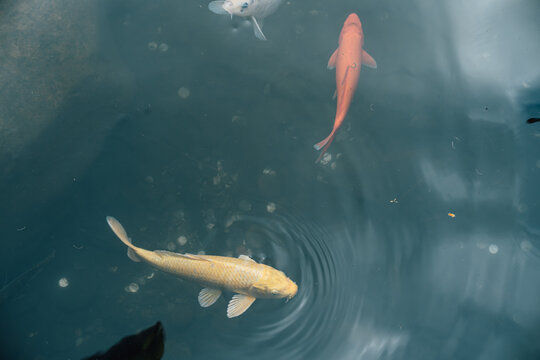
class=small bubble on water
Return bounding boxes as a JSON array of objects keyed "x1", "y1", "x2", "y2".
[
  {"x1": 158, "y1": 43, "x2": 169, "y2": 52},
  {"x1": 262, "y1": 168, "x2": 276, "y2": 176},
  {"x1": 148, "y1": 42, "x2": 158, "y2": 51},
  {"x1": 125, "y1": 283, "x2": 139, "y2": 293},
  {"x1": 58, "y1": 277, "x2": 69, "y2": 288},
  {"x1": 178, "y1": 87, "x2": 190, "y2": 99},
  {"x1": 266, "y1": 202, "x2": 276, "y2": 213},
  {"x1": 320, "y1": 153, "x2": 332, "y2": 165},
  {"x1": 177, "y1": 236, "x2": 188, "y2": 246},
  {"x1": 488, "y1": 244, "x2": 499, "y2": 254},
  {"x1": 197, "y1": 250, "x2": 206, "y2": 255},
  {"x1": 167, "y1": 242, "x2": 176, "y2": 251}
]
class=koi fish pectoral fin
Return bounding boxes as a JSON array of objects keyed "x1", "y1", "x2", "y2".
[
  {"x1": 227, "y1": 294, "x2": 256, "y2": 318},
  {"x1": 208, "y1": 1, "x2": 228, "y2": 15},
  {"x1": 327, "y1": 48, "x2": 338, "y2": 69},
  {"x1": 251, "y1": 17, "x2": 267, "y2": 41},
  {"x1": 198, "y1": 288, "x2": 222, "y2": 307},
  {"x1": 362, "y1": 50, "x2": 377, "y2": 69}
]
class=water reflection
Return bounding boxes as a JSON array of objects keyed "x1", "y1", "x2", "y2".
[{"x1": 1, "y1": 0, "x2": 540, "y2": 359}]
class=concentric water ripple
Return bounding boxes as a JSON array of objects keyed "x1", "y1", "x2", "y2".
[{"x1": 201, "y1": 212, "x2": 362, "y2": 359}]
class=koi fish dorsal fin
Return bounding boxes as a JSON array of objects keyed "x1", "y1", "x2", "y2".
[
  {"x1": 198, "y1": 288, "x2": 222, "y2": 307},
  {"x1": 362, "y1": 50, "x2": 377, "y2": 69},
  {"x1": 154, "y1": 250, "x2": 212, "y2": 262},
  {"x1": 328, "y1": 48, "x2": 338, "y2": 69},
  {"x1": 227, "y1": 294, "x2": 256, "y2": 318},
  {"x1": 238, "y1": 254, "x2": 256, "y2": 263},
  {"x1": 208, "y1": 1, "x2": 228, "y2": 15}
]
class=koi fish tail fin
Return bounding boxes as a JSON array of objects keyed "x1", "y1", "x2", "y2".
[
  {"x1": 106, "y1": 216, "x2": 141, "y2": 262},
  {"x1": 313, "y1": 131, "x2": 335, "y2": 163},
  {"x1": 313, "y1": 129, "x2": 335, "y2": 151}
]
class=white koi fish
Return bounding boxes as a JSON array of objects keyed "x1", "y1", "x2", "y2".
[
  {"x1": 208, "y1": 0, "x2": 283, "y2": 40},
  {"x1": 106, "y1": 216, "x2": 297, "y2": 318}
]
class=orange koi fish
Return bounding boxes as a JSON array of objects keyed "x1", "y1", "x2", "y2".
[{"x1": 314, "y1": 13, "x2": 377, "y2": 162}]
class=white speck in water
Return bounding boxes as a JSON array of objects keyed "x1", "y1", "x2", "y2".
[
  {"x1": 520, "y1": 241, "x2": 532, "y2": 252},
  {"x1": 330, "y1": 162, "x2": 337, "y2": 170},
  {"x1": 262, "y1": 168, "x2": 276, "y2": 176},
  {"x1": 488, "y1": 244, "x2": 499, "y2": 254},
  {"x1": 158, "y1": 43, "x2": 169, "y2": 52},
  {"x1": 231, "y1": 115, "x2": 241, "y2": 122},
  {"x1": 167, "y1": 242, "x2": 176, "y2": 251},
  {"x1": 177, "y1": 87, "x2": 190, "y2": 99},
  {"x1": 320, "y1": 153, "x2": 332, "y2": 165},
  {"x1": 206, "y1": 223, "x2": 215, "y2": 230},
  {"x1": 266, "y1": 202, "x2": 276, "y2": 213},
  {"x1": 197, "y1": 250, "x2": 206, "y2": 255},
  {"x1": 146, "y1": 272, "x2": 155, "y2": 280},
  {"x1": 58, "y1": 278, "x2": 69, "y2": 288},
  {"x1": 148, "y1": 42, "x2": 158, "y2": 51},
  {"x1": 177, "y1": 236, "x2": 188, "y2": 246},
  {"x1": 125, "y1": 283, "x2": 139, "y2": 293}
]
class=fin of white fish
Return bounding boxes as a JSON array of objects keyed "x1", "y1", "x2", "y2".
[
  {"x1": 227, "y1": 294, "x2": 256, "y2": 318},
  {"x1": 198, "y1": 288, "x2": 222, "y2": 307},
  {"x1": 328, "y1": 48, "x2": 338, "y2": 69},
  {"x1": 238, "y1": 254, "x2": 256, "y2": 262},
  {"x1": 208, "y1": 1, "x2": 228, "y2": 15},
  {"x1": 362, "y1": 50, "x2": 377, "y2": 69},
  {"x1": 251, "y1": 16, "x2": 267, "y2": 41}
]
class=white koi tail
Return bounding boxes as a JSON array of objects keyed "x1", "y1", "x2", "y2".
[{"x1": 106, "y1": 216, "x2": 141, "y2": 262}]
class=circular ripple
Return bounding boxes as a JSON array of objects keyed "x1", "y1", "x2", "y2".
[{"x1": 209, "y1": 213, "x2": 356, "y2": 359}]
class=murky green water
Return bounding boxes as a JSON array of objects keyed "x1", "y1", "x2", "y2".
[{"x1": 1, "y1": 0, "x2": 539, "y2": 359}]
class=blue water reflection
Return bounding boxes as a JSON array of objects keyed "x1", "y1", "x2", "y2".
[{"x1": 0, "y1": 0, "x2": 539, "y2": 359}]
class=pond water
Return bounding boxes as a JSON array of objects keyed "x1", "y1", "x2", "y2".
[{"x1": 1, "y1": 0, "x2": 539, "y2": 359}]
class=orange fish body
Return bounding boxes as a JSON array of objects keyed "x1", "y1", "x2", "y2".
[{"x1": 314, "y1": 13, "x2": 377, "y2": 162}]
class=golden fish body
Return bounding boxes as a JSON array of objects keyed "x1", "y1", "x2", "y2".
[{"x1": 106, "y1": 216, "x2": 297, "y2": 317}]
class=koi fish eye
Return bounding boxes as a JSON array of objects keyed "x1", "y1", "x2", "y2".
[
  {"x1": 271, "y1": 289, "x2": 279, "y2": 295},
  {"x1": 241, "y1": 2, "x2": 248, "y2": 9}
]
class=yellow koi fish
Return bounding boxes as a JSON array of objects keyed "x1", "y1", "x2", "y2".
[{"x1": 106, "y1": 216, "x2": 298, "y2": 318}]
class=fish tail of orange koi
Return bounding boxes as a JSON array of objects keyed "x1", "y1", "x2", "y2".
[{"x1": 313, "y1": 131, "x2": 335, "y2": 163}]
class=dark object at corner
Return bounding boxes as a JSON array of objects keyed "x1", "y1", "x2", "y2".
[
  {"x1": 527, "y1": 118, "x2": 540, "y2": 124},
  {"x1": 82, "y1": 321, "x2": 165, "y2": 360}
]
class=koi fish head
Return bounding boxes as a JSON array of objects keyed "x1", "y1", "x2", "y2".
[
  {"x1": 342, "y1": 13, "x2": 362, "y2": 33},
  {"x1": 222, "y1": 0, "x2": 254, "y2": 16},
  {"x1": 251, "y1": 268, "x2": 298, "y2": 300}
]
